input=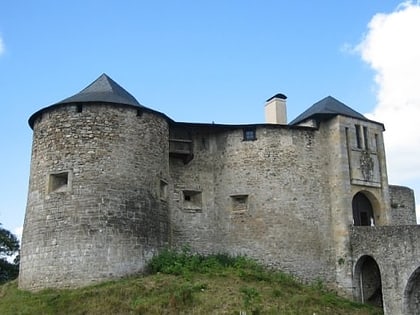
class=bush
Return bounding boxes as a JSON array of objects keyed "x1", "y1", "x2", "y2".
[{"x1": 147, "y1": 247, "x2": 261, "y2": 276}]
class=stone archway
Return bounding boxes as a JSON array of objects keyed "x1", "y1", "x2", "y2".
[
  {"x1": 353, "y1": 255, "x2": 383, "y2": 308},
  {"x1": 404, "y1": 266, "x2": 420, "y2": 314},
  {"x1": 352, "y1": 192, "x2": 374, "y2": 226}
]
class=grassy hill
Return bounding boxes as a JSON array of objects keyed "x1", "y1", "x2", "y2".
[{"x1": 0, "y1": 250, "x2": 382, "y2": 315}]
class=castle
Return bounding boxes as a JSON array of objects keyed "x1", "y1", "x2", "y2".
[{"x1": 19, "y1": 74, "x2": 419, "y2": 314}]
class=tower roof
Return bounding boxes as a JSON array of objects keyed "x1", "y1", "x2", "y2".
[
  {"x1": 289, "y1": 96, "x2": 367, "y2": 125},
  {"x1": 55, "y1": 73, "x2": 142, "y2": 107},
  {"x1": 29, "y1": 74, "x2": 148, "y2": 128}
]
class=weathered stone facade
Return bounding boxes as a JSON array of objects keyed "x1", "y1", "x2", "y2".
[
  {"x1": 20, "y1": 74, "x2": 418, "y2": 314},
  {"x1": 350, "y1": 226, "x2": 420, "y2": 314},
  {"x1": 389, "y1": 185, "x2": 417, "y2": 225},
  {"x1": 20, "y1": 103, "x2": 170, "y2": 290}
]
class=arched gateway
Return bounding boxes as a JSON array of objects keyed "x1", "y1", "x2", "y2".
[
  {"x1": 352, "y1": 192, "x2": 374, "y2": 226},
  {"x1": 353, "y1": 255, "x2": 383, "y2": 308},
  {"x1": 404, "y1": 266, "x2": 420, "y2": 314}
]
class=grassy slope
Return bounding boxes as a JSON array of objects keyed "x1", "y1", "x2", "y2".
[{"x1": 0, "y1": 252, "x2": 383, "y2": 315}]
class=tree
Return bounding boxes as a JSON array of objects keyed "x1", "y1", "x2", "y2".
[{"x1": 0, "y1": 224, "x2": 20, "y2": 283}]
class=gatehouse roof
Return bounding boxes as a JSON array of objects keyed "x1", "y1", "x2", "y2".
[{"x1": 289, "y1": 96, "x2": 368, "y2": 125}]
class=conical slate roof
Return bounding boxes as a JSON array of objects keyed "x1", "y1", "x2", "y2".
[
  {"x1": 289, "y1": 96, "x2": 367, "y2": 125},
  {"x1": 29, "y1": 74, "x2": 148, "y2": 128},
  {"x1": 55, "y1": 73, "x2": 142, "y2": 107}
]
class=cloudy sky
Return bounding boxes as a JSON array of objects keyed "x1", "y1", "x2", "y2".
[
  {"x1": 0, "y1": 1, "x2": 419, "y2": 237},
  {"x1": 358, "y1": 2, "x2": 420, "y2": 220}
]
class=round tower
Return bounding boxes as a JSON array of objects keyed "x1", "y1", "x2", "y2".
[{"x1": 19, "y1": 74, "x2": 170, "y2": 290}]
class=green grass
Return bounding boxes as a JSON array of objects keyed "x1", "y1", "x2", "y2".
[{"x1": 0, "y1": 250, "x2": 383, "y2": 315}]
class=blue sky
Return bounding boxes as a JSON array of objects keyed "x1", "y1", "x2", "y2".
[{"x1": 1, "y1": 1, "x2": 419, "y2": 236}]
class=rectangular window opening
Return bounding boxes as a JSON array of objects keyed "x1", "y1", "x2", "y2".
[
  {"x1": 355, "y1": 124, "x2": 362, "y2": 149},
  {"x1": 231, "y1": 194, "x2": 249, "y2": 212},
  {"x1": 363, "y1": 126, "x2": 369, "y2": 149},
  {"x1": 160, "y1": 180, "x2": 168, "y2": 200},
  {"x1": 243, "y1": 128, "x2": 256, "y2": 141},
  {"x1": 48, "y1": 172, "x2": 69, "y2": 193},
  {"x1": 182, "y1": 190, "x2": 202, "y2": 212},
  {"x1": 76, "y1": 104, "x2": 83, "y2": 113}
]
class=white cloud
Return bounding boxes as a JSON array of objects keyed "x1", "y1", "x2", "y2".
[
  {"x1": 356, "y1": 1, "x2": 420, "y2": 220},
  {"x1": 14, "y1": 226, "x2": 23, "y2": 242},
  {"x1": 0, "y1": 35, "x2": 4, "y2": 55}
]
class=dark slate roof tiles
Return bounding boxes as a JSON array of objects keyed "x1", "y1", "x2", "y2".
[
  {"x1": 289, "y1": 96, "x2": 367, "y2": 125},
  {"x1": 55, "y1": 73, "x2": 143, "y2": 107},
  {"x1": 28, "y1": 74, "x2": 152, "y2": 128}
]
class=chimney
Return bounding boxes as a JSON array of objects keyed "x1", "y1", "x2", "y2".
[{"x1": 265, "y1": 93, "x2": 287, "y2": 124}]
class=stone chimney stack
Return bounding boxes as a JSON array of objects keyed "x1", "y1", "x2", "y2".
[{"x1": 265, "y1": 93, "x2": 287, "y2": 124}]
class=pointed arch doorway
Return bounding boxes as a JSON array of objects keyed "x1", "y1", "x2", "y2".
[
  {"x1": 354, "y1": 255, "x2": 383, "y2": 308},
  {"x1": 352, "y1": 192, "x2": 374, "y2": 226}
]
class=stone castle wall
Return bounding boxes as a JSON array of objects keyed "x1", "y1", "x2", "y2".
[
  {"x1": 350, "y1": 226, "x2": 420, "y2": 315},
  {"x1": 20, "y1": 104, "x2": 170, "y2": 290},
  {"x1": 169, "y1": 124, "x2": 336, "y2": 284},
  {"x1": 389, "y1": 185, "x2": 417, "y2": 225},
  {"x1": 19, "y1": 99, "x2": 418, "y2": 315}
]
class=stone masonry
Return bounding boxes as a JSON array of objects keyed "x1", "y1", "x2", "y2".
[{"x1": 20, "y1": 74, "x2": 418, "y2": 315}]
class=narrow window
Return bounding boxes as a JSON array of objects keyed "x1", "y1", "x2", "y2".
[
  {"x1": 355, "y1": 124, "x2": 362, "y2": 149},
  {"x1": 231, "y1": 195, "x2": 248, "y2": 212},
  {"x1": 76, "y1": 104, "x2": 83, "y2": 113},
  {"x1": 48, "y1": 172, "x2": 69, "y2": 193},
  {"x1": 363, "y1": 126, "x2": 369, "y2": 150},
  {"x1": 160, "y1": 180, "x2": 168, "y2": 200},
  {"x1": 182, "y1": 190, "x2": 202, "y2": 212},
  {"x1": 137, "y1": 109, "x2": 143, "y2": 117},
  {"x1": 374, "y1": 133, "x2": 379, "y2": 153},
  {"x1": 243, "y1": 128, "x2": 256, "y2": 141}
]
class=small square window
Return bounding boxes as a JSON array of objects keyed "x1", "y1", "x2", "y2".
[
  {"x1": 231, "y1": 195, "x2": 248, "y2": 212},
  {"x1": 182, "y1": 190, "x2": 202, "y2": 212},
  {"x1": 48, "y1": 172, "x2": 70, "y2": 193},
  {"x1": 76, "y1": 104, "x2": 83, "y2": 113},
  {"x1": 243, "y1": 128, "x2": 256, "y2": 141}
]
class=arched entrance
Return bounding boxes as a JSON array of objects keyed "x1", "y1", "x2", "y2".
[
  {"x1": 353, "y1": 255, "x2": 383, "y2": 308},
  {"x1": 404, "y1": 266, "x2": 420, "y2": 314},
  {"x1": 352, "y1": 192, "x2": 374, "y2": 226}
]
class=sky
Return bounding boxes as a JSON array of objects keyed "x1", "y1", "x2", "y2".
[{"x1": 0, "y1": 1, "x2": 419, "y2": 238}]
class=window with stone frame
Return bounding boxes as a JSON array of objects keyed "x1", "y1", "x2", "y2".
[
  {"x1": 231, "y1": 194, "x2": 248, "y2": 212},
  {"x1": 243, "y1": 127, "x2": 257, "y2": 141},
  {"x1": 160, "y1": 180, "x2": 168, "y2": 200},
  {"x1": 355, "y1": 124, "x2": 370, "y2": 150},
  {"x1": 363, "y1": 126, "x2": 369, "y2": 149},
  {"x1": 182, "y1": 190, "x2": 202, "y2": 212},
  {"x1": 48, "y1": 171, "x2": 71, "y2": 193},
  {"x1": 355, "y1": 124, "x2": 362, "y2": 149},
  {"x1": 76, "y1": 104, "x2": 83, "y2": 113}
]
